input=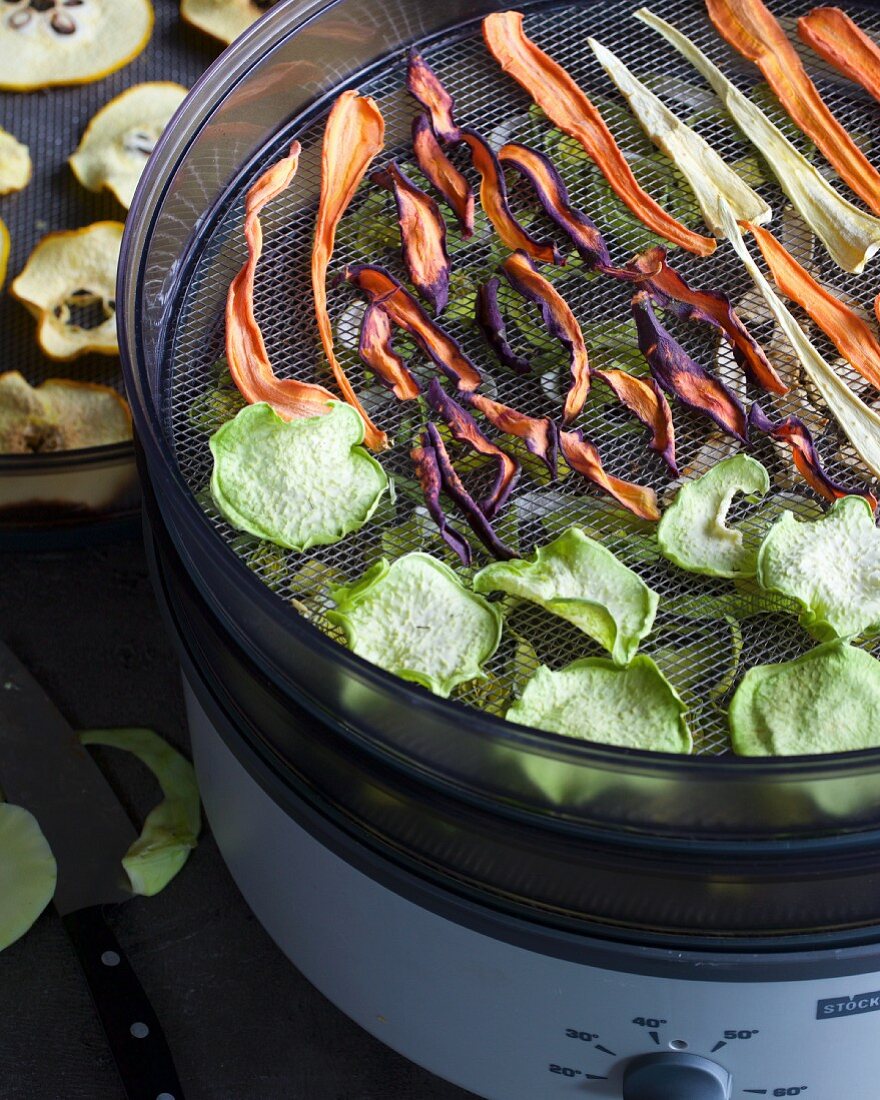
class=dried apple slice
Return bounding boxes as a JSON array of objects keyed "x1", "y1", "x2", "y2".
[
  {"x1": 180, "y1": 0, "x2": 274, "y2": 44},
  {"x1": 80, "y1": 728, "x2": 199, "y2": 897},
  {"x1": 757, "y1": 495, "x2": 880, "y2": 640},
  {"x1": 0, "y1": 127, "x2": 30, "y2": 195},
  {"x1": 327, "y1": 552, "x2": 503, "y2": 698},
  {"x1": 0, "y1": 803, "x2": 56, "y2": 952},
  {"x1": 10, "y1": 222, "x2": 122, "y2": 361},
  {"x1": 729, "y1": 640, "x2": 880, "y2": 755},
  {"x1": 474, "y1": 527, "x2": 658, "y2": 665},
  {"x1": 0, "y1": 372, "x2": 131, "y2": 454},
  {"x1": 69, "y1": 83, "x2": 187, "y2": 210},
  {"x1": 507, "y1": 655, "x2": 691, "y2": 752},
  {"x1": 0, "y1": 0, "x2": 152, "y2": 91},
  {"x1": 588, "y1": 37, "x2": 770, "y2": 235},
  {"x1": 209, "y1": 401, "x2": 389, "y2": 551},
  {"x1": 659, "y1": 454, "x2": 770, "y2": 578}
]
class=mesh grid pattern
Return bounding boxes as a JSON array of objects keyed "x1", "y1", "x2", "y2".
[
  {"x1": 166, "y1": 0, "x2": 880, "y2": 755},
  {"x1": 0, "y1": 0, "x2": 221, "y2": 391}
]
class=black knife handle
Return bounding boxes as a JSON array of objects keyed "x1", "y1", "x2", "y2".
[{"x1": 61, "y1": 905, "x2": 185, "y2": 1100}]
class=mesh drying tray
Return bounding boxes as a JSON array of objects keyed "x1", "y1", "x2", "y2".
[{"x1": 0, "y1": 0, "x2": 220, "y2": 540}]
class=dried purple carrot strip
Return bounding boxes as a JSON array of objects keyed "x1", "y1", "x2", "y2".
[
  {"x1": 358, "y1": 304, "x2": 420, "y2": 400},
  {"x1": 407, "y1": 49, "x2": 460, "y2": 143},
  {"x1": 459, "y1": 128, "x2": 563, "y2": 266},
  {"x1": 371, "y1": 161, "x2": 450, "y2": 315},
  {"x1": 345, "y1": 264, "x2": 481, "y2": 391},
  {"x1": 628, "y1": 246, "x2": 787, "y2": 395},
  {"x1": 632, "y1": 291, "x2": 749, "y2": 443},
  {"x1": 467, "y1": 392, "x2": 558, "y2": 477},
  {"x1": 476, "y1": 277, "x2": 531, "y2": 375},
  {"x1": 411, "y1": 437, "x2": 473, "y2": 565},
  {"x1": 412, "y1": 114, "x2": 475, "y2": 237},
  {"x1": 426, "y1": 422, "x2": 516, "y2": 559},
  {"x1": 502, "y1": 250, "x2": 589, "y2": 422},
  {"x1": 749, "y1": 403, "x2": 877, "y2": 509},
  {"x1": 426, "y1": 379, "x2": 520, "y2": 519}
]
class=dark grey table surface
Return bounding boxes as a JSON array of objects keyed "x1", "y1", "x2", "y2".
[{"x1": 0, "y1": 537, "x2": 472, "y2": 1100}]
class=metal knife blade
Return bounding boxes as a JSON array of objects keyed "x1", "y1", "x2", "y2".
[{"x1": 0, "y1": 638, "x2": 136, "y2": 914}]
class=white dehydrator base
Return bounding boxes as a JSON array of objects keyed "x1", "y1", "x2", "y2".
[{"x1": 185, "y1": 679, "x2": 880, "y2": 1100}]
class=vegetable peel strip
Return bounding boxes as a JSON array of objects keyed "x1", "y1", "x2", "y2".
[
  {"x1": 467, "y1": 392, "x2": 558, "y2": 476},
  {"x1": 798, "y1": 8, "x2": 880, "y2": 107},
  {"x1": 407, "y1": 49, "x2": 460, "y2": 143},
  {"x1": 588, "y1": 36, "x2": 770, "y2": 236},
  {"x1": 747, "y1": 221, "x2": 880, "y2": 394},
  {"x1": 345, "y1": 264, "x2": 481, "y2": 391},
  {"x1": 636, "y1": 8, "x2": 880, "y2": 274},
  {"x1": 412, "y1": 114, "x2": 474, "y2": 236},
  {"x1": 411, "y1": 439, "x2": 473, "y2": 564},
  {"x1": 476, "y1": 277, "x2": 531, "y2": 374},
  {"x1": 628, "y1": 245, "x2": 787, "y2": 395},
  {"x1": 225, "y1": 143, "x2": 337, "y2": 421},
  {"x1": 594, "y1": 368, "x2": 678, "y2": 474},
  {"x1": 502, "y1": 250, "x2": 589, "y2": 422},
  {"x1": 559, "y1": 429, "x2": 660, "y2": 521},
  {"x1": 483, "y1": 10, "x2": 716, "y2": 256},
  {"x1": 705, "y1": 0, "x2": 880, "y2": 218},
  {"x1": 358, "y1": 304, "x2": 420, "y2": 400},
  {"x1": 313, "y1": 91, "x2": 388, "y2": 450},
  {"x1": 719, "y1": 198, "x2": 880, "y2": 480}
]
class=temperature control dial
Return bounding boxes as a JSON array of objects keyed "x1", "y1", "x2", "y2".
[{"x1": 622, "y1": 1053, "x2": 731, "y2": 1100}]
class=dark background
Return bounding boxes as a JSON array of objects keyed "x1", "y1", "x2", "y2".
[{"x1": 0, "y1": 538, "x2": 470, "y2": 1099}]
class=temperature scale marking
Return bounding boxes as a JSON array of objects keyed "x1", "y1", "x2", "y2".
[
  {"x1": 594, "y1": 1044, "x2": 617, "y2": 1056},
  {"x1": 711, "y1": 1041, "x2": 728, "y2": 1053}
]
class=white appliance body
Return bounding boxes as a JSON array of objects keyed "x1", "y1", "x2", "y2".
[{"x1": 186, "y1": 682, "x2": 880, "y2": 1100}]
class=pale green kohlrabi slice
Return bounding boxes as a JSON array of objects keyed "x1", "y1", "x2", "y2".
[
  {"x1": 659, "y1": 454, "x2": 770, "y2": 578},
  {"x1": 80, "y1": 728, "x2": 200, "y2": 897},
  {"x1": 507, "y1": 655, "x2": 691, "y2": 752},
  {"x1": 328, "y1": 552, "x2": 503, "y2": 698},
  {"x1": 729, "y1": 640, "x2": 880, "y2": 755},
  {"x1": 473, "y1": 527, "x2": 658, "y2": 665},
  {"x1": 0, "y1": 803, "x2": 56, "y2": 951},
  {"x1": 757, "y1": 496, "x2": 880, "y2": 640},
  {"x1": 209, "y1": 401, "x2": 389, "y2": 552},
  {"x1": 636, "y1": 8, "x2": 880, "y2": 273},
  {"x1": 588, "y1": 36, "x2": 770, "y2": 235},
  {"x1": 719, "y1": 201, "x2": 880, "y2": 479}
]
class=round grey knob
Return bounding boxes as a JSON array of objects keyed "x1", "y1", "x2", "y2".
[{"x1": 623, "y1": 1053, "x2": 731, "y2": 1100}]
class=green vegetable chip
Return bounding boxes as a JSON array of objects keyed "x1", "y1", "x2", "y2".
[{"x1": 0, "y1": 803, "x2": 56, "y2": 951}]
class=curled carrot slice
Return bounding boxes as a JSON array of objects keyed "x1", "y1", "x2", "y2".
[
  {"x1": 371, "y1": 161, "x2": 450, "y2": 314},
  {"x1": 412, "y1": 114, "x2": 475, "y2": 237},
  {"x1": 627, "y1": 246, "x2": 785, "y2": 395},
  {"x1": 412, "y1": 438, "x2": 473, "y2": 565},
  {"x1": 559, "y1": 430, "x2": 660, "y2": 521},
  {"x1": 345, "y1": 264, "x2": 481, "y2": 391},
  {"x1": 460, "y1": 128, "x2": 562, "y2": 265},
  {"x1": 799, "y1": 8, "x2": 880, "y2": 106},
  {"x1": 594, "y1": 369, "x2": 678, "y2": 475},
  {"x1": 358, "y1": 303, "x2": 420, "y2": 400},
  {"x1": 467, "y1": 392, "x2": 558, "y2": 476},
  {"x1": 750, "y1": 403, "x2": 877, "y2": 509},
  {"x1": 225, "y1": 142, "x2": 336, "y2": 420},
  {"x1": 426, "y1": 422, "x2": 516, "y2": 559},
  {"x1": 705, "y1": 0, "x2": 880, "y2": 217},
  {"x1": 632, "y1": 291, "x2": 748, "y2": 443},
  {"x1": 407, "y1": 48, "x2": 460, "y2": 143},
  {"x1": 426, "y1": 379, "x2": 520, "y2": 519},
  {"x1": 483, "y1": 11, "x2": 715, "y2": 256},
  {"x1": 476, "y1": 277, "x2": 531, "y2": 374},
  {"x1": 313, "y1": 90, "x2": 387, "y2": 451},
  {"x1": 502, "y1": 250, "x2": 589, "y2": 423},
  {"x1": 747, "y1": 221, "x2": 880, "y2": 394}
]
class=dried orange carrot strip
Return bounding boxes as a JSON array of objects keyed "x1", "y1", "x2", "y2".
[
  {"x1": 747, "y1": 221, "x2": 880, "y2": 393},
  {"x1": 594, "y1": 369, "x2": 678, "y2": 475},
  {"x1": 501, "y1": 250, "x2": 588, "y2": 423},
  {"x1": 358, "y1": 303, "x2": 420, "y2": 400},
  {"x1": 313, "y1": 90, "x2": 387, "y2": 451},
  {"x1": 799, "y1": 8, "x2": 880, "y2": 105},
  {"x1": 225, "y1": 142, "x2": 336, "y2": 420},
  {"x1": 705, "y1": 0, "x2": 880, "y2": 217},
  {"x1": 560, "y1": 430, "x2": 661, "y2": 521},
  {"x1": 483, "y1": 11, "x2": 715, "y2": 256}
]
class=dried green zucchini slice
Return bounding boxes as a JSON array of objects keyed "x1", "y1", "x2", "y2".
[{"x1": 0, "y1": 803, "x2": 56, "y2": 951}]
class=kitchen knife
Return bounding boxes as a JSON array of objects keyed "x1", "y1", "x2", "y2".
[{"x1": 0, "y1": 638, "x2": 185, "y2": 1100}]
